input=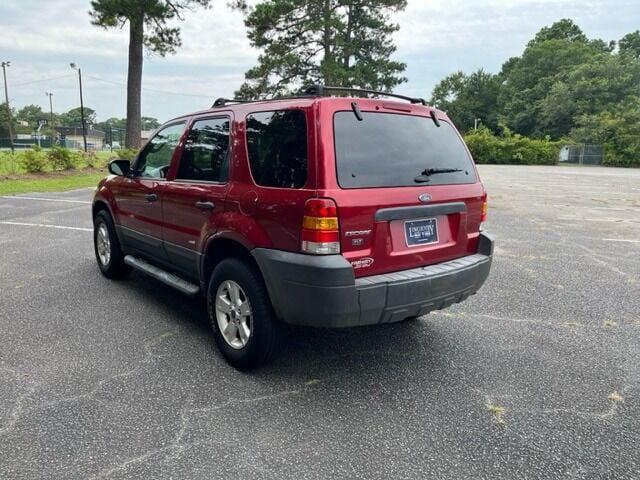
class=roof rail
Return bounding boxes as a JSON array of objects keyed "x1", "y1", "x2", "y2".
[
  {"x1": 211, "y1": 97, "x2": 248, "y2": 108},
  {"x1": 304, "y1": 85, "x2": 426, "y2": 105}
]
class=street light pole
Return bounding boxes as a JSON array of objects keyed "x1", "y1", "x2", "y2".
[
  {"x1": 70, "y1": 63, "x2": 87, "y2": 152},
  {"x1": 1, "y1": 61, "x2": 15, "y2": 153}
]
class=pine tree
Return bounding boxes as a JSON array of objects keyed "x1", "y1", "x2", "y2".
[
  {"x1": 90, "y1": 0, "x2": 212, "y2": 148},
  {"x1": 232, "y1": 0, "x2": 407, "y2": 98}
]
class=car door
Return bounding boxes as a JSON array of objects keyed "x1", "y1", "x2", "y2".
[
  {"x1": 160, "y1": 115, "x2": 232, "y2": 280},
  {"x1": 115, "y1": 121, "x2": 187, "y2": 260}
]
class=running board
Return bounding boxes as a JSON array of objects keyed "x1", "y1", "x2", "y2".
[{"x1": 124, "y1": 255, "x2": 200, "y2": 296}]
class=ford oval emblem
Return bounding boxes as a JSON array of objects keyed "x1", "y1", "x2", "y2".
[{"x1": 419, "y1": 193, "x2": 432, "y2": 203}]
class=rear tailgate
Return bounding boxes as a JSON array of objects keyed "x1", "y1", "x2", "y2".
[
  {"x1": 334, "y1": 185, "x2": 484, "y2": 277},
  {"x1": 322, "y1": 103, "x2": 485, "y2": 277}
]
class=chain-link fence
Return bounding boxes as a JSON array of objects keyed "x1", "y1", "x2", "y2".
[{"x1": 559, "y1": 145, "x2": 604, "y2": 165}]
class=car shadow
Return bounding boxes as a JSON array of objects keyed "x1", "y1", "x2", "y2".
[{"x1": 109, "y1": 268, "x2": 444, "y2": 380}]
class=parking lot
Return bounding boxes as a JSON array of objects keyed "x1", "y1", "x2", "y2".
[{"x1": 0, "y1": 164, "x2": 638, "y2": 479}]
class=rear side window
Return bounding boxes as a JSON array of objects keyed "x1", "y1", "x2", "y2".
[
  {"x1": 245, "y1": 110, "x2": 307, "y2": 188},
  {"x1": 177, "y1": 117, "x2": 230, "y2": 182},
  {"x1": 334, "y1": 112, "x2": 476, "y2": 188}
]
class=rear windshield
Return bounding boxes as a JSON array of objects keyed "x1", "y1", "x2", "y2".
[{"x1": 334, "y1": 111, "x2": 476, "y2": 188}]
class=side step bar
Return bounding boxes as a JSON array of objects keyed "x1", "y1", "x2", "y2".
[{"x1": 124, "y1": 255, "x2": 200, "y2": 296}]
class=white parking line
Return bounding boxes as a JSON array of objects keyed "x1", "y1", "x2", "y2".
[
  {"x1": 0, "y1": 195, "x2": 91, "y2": 204},
  {"x1": 602, "y1": 238, "x2": 640, "y2": 244},
  {"x1": 0, "y1": 221, "x2": 92, "y2": 232}
]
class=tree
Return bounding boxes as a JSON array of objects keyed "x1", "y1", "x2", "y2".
[
  {"x1": 0, "y1": 102, "x2": 16, "y2": 139},
  {"x1": 95, "y1": 117, "x2": 126, "y2": 132},
  {"x1": 141, "y1": 116, "x2": 160, "y2": 129},
  {"x1": 537, "y1": 53, "x2": 640, "y2": 138},
  {"x1": 498, "y1": 20, "x2": 611, "y2": 137},
  {"x1": 528, "y1": 18, "x2": 588, "y2": 45},
  {"x1": 232, "y1": 0, "x2": 407, "y2": 98},
  {"x1": 16, "y1": 105, "x2": 47, "y2": 128},
  {"x1": 431, "y1": 69, "x2": 501, "y2": 133},
  {"x1": 619, "y1": 31, "x2": 640, "y2": 59},
  {"x1": 59, "y1": 107, "x2": 97, "y2": 127},
  {"x1": 571, "y1": 98, "x2": 640, "y2": 167},
  {"x1": 90, "y1": 0, "x2": 212, "y2": 149}
]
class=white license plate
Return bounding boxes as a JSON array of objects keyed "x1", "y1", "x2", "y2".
[{"x1": 405, "y1": 218, "x2": 438, "y2": 247}]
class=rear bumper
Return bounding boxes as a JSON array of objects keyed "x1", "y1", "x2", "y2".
[{"x1": 252, "y1": 232, "x2": 494, "y2": 328}]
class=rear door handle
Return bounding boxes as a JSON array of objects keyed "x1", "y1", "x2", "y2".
[
  {"x1": 195, "y1": 201, "x2": 215, "y2": 211},
  {"x1": 145, "y1": 193, "x2": 158, "y2": 202}
]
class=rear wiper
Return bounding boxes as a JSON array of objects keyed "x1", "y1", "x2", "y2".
[{"x1": 414, "y1": 168, "x2": 463, "y2": 183}]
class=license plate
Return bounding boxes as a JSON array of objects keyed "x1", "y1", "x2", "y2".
[{"x1": 405, "y1": 218, "x2": 438, "y2": 247}]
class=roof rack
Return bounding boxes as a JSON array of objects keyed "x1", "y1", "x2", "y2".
[
  {"x1": 211, "y1": 97, "x2": 249, "y2": 108},
  {"x1": 304, "y1": 85, "x2": 426, "y2": 105}
]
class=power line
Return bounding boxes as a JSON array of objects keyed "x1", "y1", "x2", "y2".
[
  {"x1": 84, "y1": 74, "x2": 212, "y2": 98},
  {"x1": 11, "y1": 74, "x2": 75, "y2": 87}
]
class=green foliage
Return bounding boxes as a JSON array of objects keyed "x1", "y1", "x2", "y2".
[
  {"x1": 0, "y1": 152, "x2": 18, "y2": 175},
  {"x1": 47, "y1": 146, "x2": 77, "y2": 170},
  {"x1": 22, "y1": 147, "x2": 48, "y2": 173},
  {"x1": 464, "y1": 127, "x2": 561, "y2": 165},
  {"x1": 570, "y1": 98, "x2": 640, "y2": 167},
  {"x1": 95, "y1": 117, "x2": 158, "y2": 134},
  {"x1": 536, "y1": 53, "x2": 640, "y2": 138},
  {"x1": 90, "y1": 1, "x2": 212, "y2": 148},
  {"x1": 498, "y1": 35, "x2": 609, "y2": 137},
  {"x1": 113, "y1": 148, "x2": 139, "y2": 161},
  {"x1": 494, "y1": 20, "x2": 639, "y2": 139},
  {"x1": 48, "y1": 147, "x2": 70, "y2": 170},
  {"x1": 429, "y1": 19, "x2": 640, "y2": 166},
  {"x1": 141, "y1": 117, "x2": 160, "y2": 129},
  {"x1": 619, "y1": 30, "x2": 640, "y2": 59},
  {"x1": 528, "y1": 18, "x2": 588, "y2": 45},
  {"x1": 232, "y1": 0, "x2": 407, "y2": 98},
  {"x1": 59, "y1": 107, "x2": 97, "y2": 127},
  {"x1": 16, "y1": 104, "x2": 48, "y2": 128},
  {"x1": 90, "y1": 1, "x2": 212, "y2": 56},
  {"x1": 431, "y1": 69, "x2": 500, "y2": 133},
  {"x1": 0, "y1": 102, "x2": 16, "y2": 138}
]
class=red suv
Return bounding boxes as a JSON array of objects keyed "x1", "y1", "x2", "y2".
[{"x1": 92, "y1": 86, "x2": 494, "y2": 369}]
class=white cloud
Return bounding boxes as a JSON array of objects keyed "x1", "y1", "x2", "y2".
[{"x1": 0, "y1": 0, "x2": 638, "y2": 120}]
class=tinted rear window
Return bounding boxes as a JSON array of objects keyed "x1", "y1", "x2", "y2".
[
  {"x1": 246, "y1": 110, "x2": 308, "y2": 189},
  {"x1": 334, "y1": 112, "x2": 476, "y2": 188}
]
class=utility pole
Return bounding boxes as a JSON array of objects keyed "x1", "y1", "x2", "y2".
[
  {"x1": 45, "y1": 92, "x2": 54, "y2": 126},
  {"x1": 474, "y1": 118, "x2": 481, "y2": 131},
  {"x1": 70, "y1": 62, "x2": 87, "y2": 152},
  {"x1": 1, "y1": 61, "x2": 15, "y2": 153}
]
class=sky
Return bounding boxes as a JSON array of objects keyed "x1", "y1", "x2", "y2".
[{"x1": 1, "y1": 0, "x2": 638, "y2": 123}]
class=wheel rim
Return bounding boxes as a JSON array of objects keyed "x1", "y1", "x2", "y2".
[
  {"x1": 215, "y1": 280, "x2": 252, "y2": 350},
  {"x1": 96, "y1": 222, "x2": 111, "y2": 266}
]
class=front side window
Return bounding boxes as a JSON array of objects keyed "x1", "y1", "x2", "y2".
[
  {"x1": 246, "y1": 110, "x2": 307, "y2": 188},
  {"x1": 177, "y1": 118, "x2": 230, "y2": 182},
  {"x1": 135, "y1": 122, "x2": 186, "y2": 179}
]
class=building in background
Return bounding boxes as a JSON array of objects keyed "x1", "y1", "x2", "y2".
[
  {"x1": 54, "y1": 126, "x2": 105, "y2": 151},
  {"x1": 140, "y1": 130, "x2": 153, "y2": 144}
]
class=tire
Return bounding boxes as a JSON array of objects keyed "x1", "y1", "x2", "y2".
[
  {"x1": 207, "y1": 258, "x2": 281, "y2": 370},
  {"x1": 93, "y1": 210, "x2": 130, "y2": 279}
]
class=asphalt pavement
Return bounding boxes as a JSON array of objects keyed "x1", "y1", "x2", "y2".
[{"x1": 0, "y1": 165, "x2": 639, "y2": 479}]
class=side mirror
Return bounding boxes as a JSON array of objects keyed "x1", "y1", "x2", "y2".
[{"x1": 108, "y1": 159, "x2": 131, "y2": 176}]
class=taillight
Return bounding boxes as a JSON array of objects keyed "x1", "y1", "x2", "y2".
[
  {"x1": 301, "y1": 198, "x2": 340, "y2": 254},
  {"x1": 480, "y1": 195, "x2": 488, "y2": 231}
]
